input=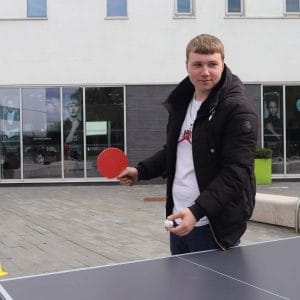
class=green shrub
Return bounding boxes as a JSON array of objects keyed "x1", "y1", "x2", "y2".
[{"x1": 255, "y1": 148, "x2": 273, "y2": 159}]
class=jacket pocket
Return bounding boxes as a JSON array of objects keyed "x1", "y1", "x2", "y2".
[{"x1": 220, "y1": 196, "x2": 249, "y2": 225}]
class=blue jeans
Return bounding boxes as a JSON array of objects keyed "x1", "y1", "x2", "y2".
[{"x1": 170, "y1": 224, "x2": 218, "y2": 255}]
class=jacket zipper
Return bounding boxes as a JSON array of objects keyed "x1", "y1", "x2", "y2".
[
  {"x1": 195, "y1": 110, "x2": 225, "y2": 250},
  {"x1": 208, "y1": 220, "x2": 226, "y2": 251},
  {"x1": 208, "y1": 109, "x2": 215, "y2": 121}
]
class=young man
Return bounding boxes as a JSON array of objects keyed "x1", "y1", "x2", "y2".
[{"x1": 117, "y1": 34, "x2": 258, "y2": 254}]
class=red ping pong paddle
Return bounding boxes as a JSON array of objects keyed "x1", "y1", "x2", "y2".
[{"x1": 97, "y1": 147, "x2": 128, "y2": 179}]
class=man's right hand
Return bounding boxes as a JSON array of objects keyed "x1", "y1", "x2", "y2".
[{"x1": 117, "y1": 167, "x2": 138, "y2": 186}]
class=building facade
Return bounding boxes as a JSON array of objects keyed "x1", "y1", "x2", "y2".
[{"x1": 0, "y1": 0, "x2": 299, "y2": 183}]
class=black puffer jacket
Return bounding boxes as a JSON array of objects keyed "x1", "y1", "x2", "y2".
[{"x1": 137, "y1": 65, "x2": 258, "y2": 249}]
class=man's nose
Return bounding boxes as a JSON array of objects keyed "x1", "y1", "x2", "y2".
[{"x1": 201, "y1": 65, "x2": 209, "y2": 75}]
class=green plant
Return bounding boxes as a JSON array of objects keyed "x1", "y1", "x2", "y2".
[{"x1": 255, "y1": 148, "x2": 273, "y2": 159}]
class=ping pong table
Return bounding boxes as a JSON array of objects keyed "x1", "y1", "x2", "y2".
[{"x1": 0, "y1": 236, "x2": 299, "y2": 300}]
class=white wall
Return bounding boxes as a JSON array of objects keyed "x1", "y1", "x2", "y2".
[
  {"x1": 245, "y1": 0, "x2": 284, "y2": 17},
  {"x1": 0, "y1": 0, "x2": 26, "y2": 19},
  {"x1": 0, "y1": 0, "x2": 299, "y2": 85}
]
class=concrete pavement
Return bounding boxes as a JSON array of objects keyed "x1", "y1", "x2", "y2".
[{"x1": 0, "y1": 181, "x2": 299, "y2": 279}]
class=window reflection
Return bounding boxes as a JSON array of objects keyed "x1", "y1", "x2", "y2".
[
  {"x1": 27, "y1": 0, "x2": 47, "y2": 17},
  {"x1": 63, "y1": 88, "x2": 84, "y2": 178},
  {"x1": 286, "y1": 0, "x2": 300, "y2": 12},
  {"x1": 227, "y1": 0, "x2": 242, "y2": 13},
  {"x1": 107, "y1": 0, "x2": 127, "y2": 17},
  {"x1": 0, "y1": 89, "x2": 21, "y2": 179},
  {"x1": 22, "y1": 88, "x2": 61, "y2": 178},
  {"x1": 176, "y1": 0, "x2": 192, "y2": 14}
]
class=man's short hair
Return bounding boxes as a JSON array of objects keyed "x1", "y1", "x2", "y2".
[{"x1": 186, "y1": 34, "x2": 224, "y2": 61}]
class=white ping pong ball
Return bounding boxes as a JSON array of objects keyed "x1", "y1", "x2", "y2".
[{"x1": 164, "y1": 220, "x2": 174, "y2": 228}]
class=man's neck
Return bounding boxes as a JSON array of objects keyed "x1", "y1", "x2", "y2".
[{"x1": 194, "y1": 90, "x2": 209, "y2": 102}]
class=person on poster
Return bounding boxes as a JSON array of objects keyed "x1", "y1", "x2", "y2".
[
  {"x1": 264, "y1": 93, "x2": 282, "y2": 155},
  {"x1": 117, "y1": 34, "x2": 258, "y2": 254},
  {"x1": 64, "y1": 95, "x2": 83, "y2": 160}
]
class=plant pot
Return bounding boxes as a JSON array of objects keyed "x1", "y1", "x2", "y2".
[{"x1": 254, "y1": 158, "x2": 272, "y2": 184}]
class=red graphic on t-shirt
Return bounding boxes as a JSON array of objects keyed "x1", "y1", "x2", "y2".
[{"x1": 178, "y1": 128, "x2": 192, "y2": 144}]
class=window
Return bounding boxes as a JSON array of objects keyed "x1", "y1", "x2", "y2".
[
  {"x1": 285, "y1": 86, "x2": 300, "y2": 174},
  {"x1": 107, "y1": 0, "x2": 127, "y2": 17},
  {"x1": 175, "y1": 0, "x2": 193, "y2": 15},
  {"x1": 22, "y1": 88, "x2": 61, "y2": 179},
  {"x1": 63, "y1": 88, "x2": 84, "y2": 178},
  {"x1": 1, "y1": 85, "x2": 125, "y2": 182},
  {"x1": 226, "y1": 0, "x2": 243, "y2": 15},
  {"x1": 85, "y1": 87, "x2": 125, "y2": 178},
  {"x1": 262, "y1": 85, "x2": 300, "y2": 175},
  {"x1": 0, "y1": 88, "x2": 21, "y2": 180},
  {"x1": 27, "y1": 0, "x2": 47, "y2": 17},
  {"x1": 285, "y1": 0, "x2": 300, "y2": 13},
  {"x1": 263, "y1": 87, "x2": 284, "y2": 162}
]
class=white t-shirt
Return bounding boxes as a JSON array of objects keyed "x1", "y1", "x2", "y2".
[{"x1": 172, "y1": 97, "x2": 208, "y2": 227}]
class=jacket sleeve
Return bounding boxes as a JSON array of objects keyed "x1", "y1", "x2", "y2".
[
  {"x1": 136, "y1": 145, "x2": 167, "y2": 180},
  {"x1": 189, "y1": 105, "x2": 258, "y2": 221}
]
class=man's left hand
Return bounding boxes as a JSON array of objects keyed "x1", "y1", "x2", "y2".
[{"x1": 166, "y1": 208, "x2": 197, "y2": 236}]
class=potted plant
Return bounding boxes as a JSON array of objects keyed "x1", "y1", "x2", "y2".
[{"x1": 254, "y1": 148, "x2": 273, "y2": 184}]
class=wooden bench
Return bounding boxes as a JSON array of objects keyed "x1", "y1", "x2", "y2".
[{"x1": 251, "y1": 193, "x2": 300, "y2": 233}]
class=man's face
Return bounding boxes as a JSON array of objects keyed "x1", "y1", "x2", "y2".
[{"x1": 186, "y1": 52, "x2": 224, "y2": 98}]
